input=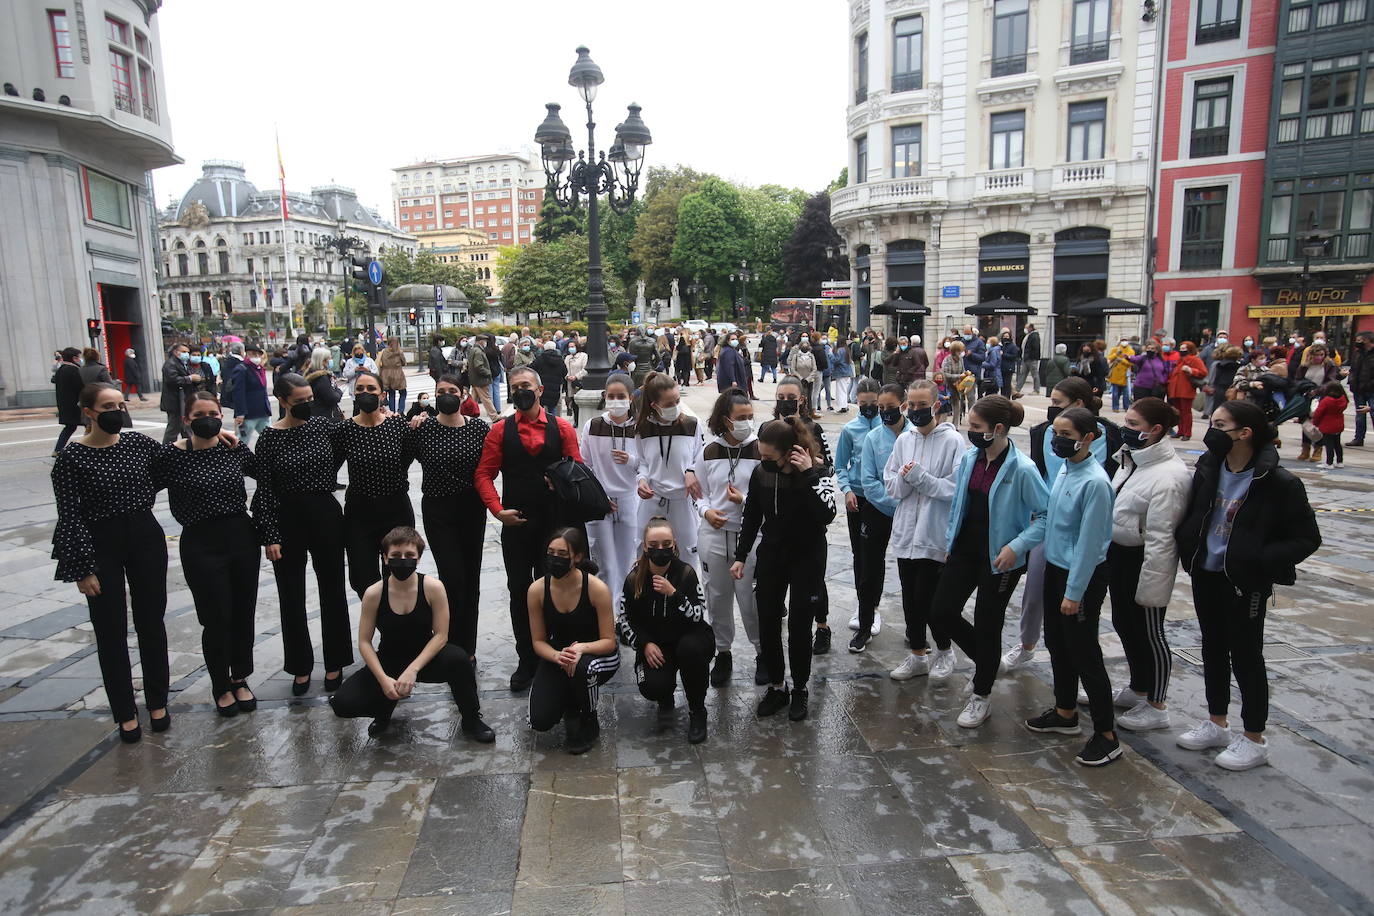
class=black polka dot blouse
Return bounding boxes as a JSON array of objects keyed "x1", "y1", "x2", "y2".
[
  {"x1": 412, "y1": 416, "x2": 489, "y2": 498},
  {"x1": 329, "y1": 415, "x2": 415, "y2": 500},
  {"x1": 151, "y1": 442, "x2": 262, "y2": 533},
  {"x1": 251, "y1": 417, "x2": 342, "y2": 545},
  {"x1": 50, "y1": 431, "x2": 162, "y2": 582}
]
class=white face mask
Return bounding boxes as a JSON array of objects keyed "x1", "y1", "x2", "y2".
[
  {"x1": 625, "y1": 361, "x2": 636, "y2": 372},
  {"x1": 729, "y1": 419, "x2": 753, "y2": 440},
  {"x1": 605, "y1": 398, "x2": 630, "y2": 417},
  {"x1": 657, "y1": 404, "x2": 681, "y2": 422},
  {"x1": 568, "y1": 346, "x2": 577, "y2": 354}
]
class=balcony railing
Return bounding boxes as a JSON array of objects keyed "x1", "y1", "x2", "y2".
[
  {"x1": 1069, "y1": 41, "x2": 1108, "y2": 65},
  {"x1": 975, "y1": 167, "x2": 1034, "y2": 196},
  {"x1": 142, "y1": 101, "x2": 158, "y2": 123},
  {"x1": 830, "y1": 176, "x2": 946, "y2": 219},
  {"x1": 1196, "y1": 18, "x2": 1240, "y2": 43},
  {"x1": 114, "y1": 90, "x2": 135, "y2": 113},
  {"x1": 1179, "y1": 240, "x2": 1224, "y2": 270},
  {"x1": 991, "y1": 54, "x2": 1027, "y2": 77},
  {"x1": 855, "y1": 87, "x2": 869, "y2": 105},
  {"x1": 1189, "y1": 128, "x2": 1230, "y2": 158},
  {"x1": 891, "y1": 71, "x2": 922, "y2": 92},
  {"x1": 1051, "y1": 159, "x2": 1116, "y2": 190}
]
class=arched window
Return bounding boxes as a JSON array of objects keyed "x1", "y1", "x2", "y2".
[{"x1": 215, "y1": 238, "x2": 229, "y2": 273}]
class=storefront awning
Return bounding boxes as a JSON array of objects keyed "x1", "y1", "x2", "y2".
[
  {"x1": 966, "y1": 297, "x2": 1036, "y2": 316},
  {"x1": 1068, "y1": 297, "x2": 1148, "y2": 316},
  {"x1": 871, "y1": 298, "x2": 931, "y2": 316},
  {"x1": 1248, "y1": 303, "x2": 1374, "y2": 318}
]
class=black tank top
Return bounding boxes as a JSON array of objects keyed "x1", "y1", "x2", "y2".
[
  {"x1": 377, "y1": 573, "x2": 433, "y2": 663},
  {"x1": 542, "y1": 572, "x2": 599, "y2": 651}
]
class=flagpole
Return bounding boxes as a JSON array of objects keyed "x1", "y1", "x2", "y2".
[{"x1": 276, "y1": 129, "x2": 295, "y2": 338}]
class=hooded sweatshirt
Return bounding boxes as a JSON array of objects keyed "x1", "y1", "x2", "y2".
[
  {"x1": 1044, "y1": 455, "x2": 1114, "y2": 602},
  {"x1": 692, "y1": 431, "x2": 762, "y2": 531},
  {"x1": 635, "y1": 413, "x2": 704, "y2": 500},
  {"x1": 1111, "y1": 438, "x2": 1191, "y2": 607},
  {"x1": 580, "y1": 411, "x2": 641, "y2": 497},
  {"x1": 883, "y1": 421, "x2": 965, "y2": 561},
  {"x1": 859, "y1": 420, "x2": 911, "y2": 516},
  {"x1": 835, "y1": 412, "x2": 880, "y2": 496}
]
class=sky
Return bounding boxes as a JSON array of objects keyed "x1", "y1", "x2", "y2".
[{"x1": 152, "y1": 0, "x2": 849, "y2": 219}]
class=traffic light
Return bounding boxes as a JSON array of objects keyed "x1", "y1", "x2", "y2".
[
  {"x1": 408, "y1": 307, "x2": 417, "y2": 325},
  {"x1": 350, "y1": 255, "x2": 373, "y2": 303},
  {"x1": 86, "y1": 318, "x2": 101, "y2": 337}
]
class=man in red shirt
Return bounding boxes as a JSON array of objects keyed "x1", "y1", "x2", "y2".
[{"x1": 475, "y1": 365, "x2": 584, "y2": 691}]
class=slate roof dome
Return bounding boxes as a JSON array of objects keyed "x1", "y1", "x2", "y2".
[{"x1": 176, "y1": 160, "x2": 258, "y2": 220}]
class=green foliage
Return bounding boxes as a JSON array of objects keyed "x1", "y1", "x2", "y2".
[
  {"x1": 600, "y1": 200, "x2": 642, "y2": 295},
  {"x1": 828, "y1": 168, "x2": 848, "y2": 193},
  {"x1": 783, "y1": 191, "x2": 848, "y2": 297},
  {"x1": 496, "y1": 236, "x2": 625, "y2": 325},
  {"x1": 739, "y1": 188, "x2": 802, "y2": 308},
  {"x1": 534, "y1": 194, "x2": 583, "y2": 243},
  {"x1": 304, "y1": 297, "x2": 325, "y2": 330},
  {"x1": 629, "y1": 166, "x2": 708, "y2": 298},
  {"x1": 381, "y1": 248, "x2": 489, "y2": 306}
]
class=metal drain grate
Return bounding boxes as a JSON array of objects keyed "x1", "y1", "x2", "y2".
[{"x1": 1173, "y1": 643, "x2": 1311, "y2": 666}]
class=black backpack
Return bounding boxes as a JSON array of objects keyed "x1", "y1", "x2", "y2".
[{"x1": 546, "y1": 456, "x2": 613, "y2": 523}]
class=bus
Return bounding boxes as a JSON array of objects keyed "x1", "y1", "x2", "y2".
[{"x1": 770, "y1": 298, "x2": 821, "y2": 329}]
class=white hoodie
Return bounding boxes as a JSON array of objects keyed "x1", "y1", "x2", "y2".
[
  {"x1": 635, "y1": 414, "x2": 704, "y2": 500},
  {"x1": 692, "y1": 432, "x2": 761, "y2": 531},
  {"x1": 883, "y1": 421, "x2": 966, "y2": 561},
  {"x1": 1110, "y1": 437, "x2": 1192, "y2": 608},
  {"x1": 580, "y1": 411, "x2": 640, "y2": 497}
]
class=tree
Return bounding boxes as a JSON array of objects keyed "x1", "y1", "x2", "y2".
[
  {"x1": 498, "y1": 237, "x2": 625, "y2": 326},
  {"x1": 629, "y1": 165, "x2": 709, "y2": 298},
  {"x1": 740, "y1": 187, "x2": 802, "y2": 310},
  {"x1": 672, "y1": 177, "x2": 750, "y2": 307},
  {"x1": 534, "y1": 194, "x2": 583, "y2": 243},
  {"x1": 381, "y1": 248, "x2": 489, "y2": 307},
  {"x1": 600, "y1": 199, "x2": 642, "y2": 296},
  {"x1": 783, "y1": 192, "x2": 848, "y2": 297},
  {"x1": 304, "y1": 297, "x2": 325, "y2": 331},
  {"x1": 827, "y1": 168, "x2": 848, "y2": 194}
]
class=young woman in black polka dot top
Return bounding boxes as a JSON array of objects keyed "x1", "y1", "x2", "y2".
[
  {"x1": 331, "y1": 370, "x2": 416, "y2": 599},
  {"x1": 253, "y1": 372, "x2": 352, "y2": 695},
  {"x1": 51, "y1": 383, "x2": 170, "y2": 743},
  {"x1": 410, "y1": 373, "x2": 489, "y2": 657},
  {"x1": 152, "y1": 391, "x2": 264, "y2": 717}
]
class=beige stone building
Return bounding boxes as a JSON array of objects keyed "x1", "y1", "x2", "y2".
[{"x1": 414, "y1": 227, "x2": 503, "y2": 304}]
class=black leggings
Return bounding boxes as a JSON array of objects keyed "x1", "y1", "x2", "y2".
[
  {"x1": 1322, "y1": 433, "x2": 1344, "y2": 465},
  {"x1": 1043, "y1": 561, "x2": 1114, "y2": 734},
  {"x1": 756, "y1": 538, "x2": 827, "y2": 689},
  {"x1": 502, "y1": 515, "x2": 559, "y2": 672},
  {"x1": 845, "y1": 496, "x2": 865, "y2": 593},
  {"x1": 528, "y1": 651, "x2": 621, "y2": 730},
  {"x1": 180, "y1": 514, "x2": 260, "y2": 698},
  {"x1": 272, "y1": 491, "x2": 352, "y2": 676},
  {"x1": 85, "y1": 511, "x2": 169, "y2": 723},
  {"x1": 344, "y1": 490, "x2": 415, "y2": 599},
  {"x1": 857, "y1": 502, "x2": 893, "y2": 630},
  {"x1": 932, "y1": 545, "x2": 1023, "y2": 696},
  {"x1": 897, "y1": 557, "x2": 951, "y2": 652},
  {"x1": 55, "y1": 423, "x2": 81, "y2": 452},
  {"x1": 331, "y1": 643, "x2": 482, "y2": 723},
  {"x1": 422, "y1": 492, "x2": 487, "y2": 655},
  {"x1": 1108, "y1": 543, "x2": 1170, "y2": 704},
  {"x1": 634, "y1": 623, "x2": 715, "y2": 710},
  {"x1": 1191, "y1": 568, "x2": 1269, "y2": 734}
]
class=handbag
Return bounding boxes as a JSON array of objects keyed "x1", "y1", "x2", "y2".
[{"x1": 1301, "y1": 420, "x2": 1321, "y2": 443}]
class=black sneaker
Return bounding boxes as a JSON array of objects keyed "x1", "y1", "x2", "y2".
[
  {"x1": 657, "y1": 697, "x2": 676, "y2": 717},
  {"x1": 1348, "y1": 440, "x2": 1365, "y2": 447},
  {"x1": 509, "y1": 662, "x2": 536, "y2": 693},
  {"x1": 367, "y1": 715, "x2": 391, "y2": 737},
  {"x1": 567, "y1": 712, "x2": 599, "y2": 755},
  {"x1": 461, "y1": 716, "x2": 496, "y2": 743},
  {"x1": 848, "y1": 629, "x2": 872, "y2": 654},
  {"x1": 757, "y1": 686, "x2": 790, "y2": 717},
  {"x1": 754, "y1": 656, "x2": 770, "y2": 686},
  {"x1": 788, "y1": 687, "x2": 810, "y2": 721},
  {"x1": 1025, "y1": 708, "x2": 1082, "y2": 735},
  {"x1": 1074, "y1": 732, "x2": 1123, "y2": 767},
  {"x1": 688, "y1": 707, "x2": 708, "y2": 744},
  {"x1": 812, "y1": 627, "x2": 832, "y2": 655},
  {"x1": 710, "y1": 652, "x2": 733, "y2": 688}
]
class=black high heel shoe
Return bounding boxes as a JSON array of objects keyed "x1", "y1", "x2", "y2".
[
  {"x1": 150, "y1": 709, "x2": 171, "y2": 733},
  {"x1": 231, "y1": 680, "x2": 257, "y2": 713},
  {"x1": 216, "y1": 692, "x2": 240, "y2": 718},
  {"x1": 291, "y1": 676, "x2": 311, "y2": 697},
  {"x1": 119, "y1": 722, "x2": 142, "y2": 744},
  {"x1": 323, "y1": 672, "x2": 343, "y2": 693}
]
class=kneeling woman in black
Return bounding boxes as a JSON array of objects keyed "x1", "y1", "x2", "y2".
[
  {"x1": 527, "y1": 527, "x2": 620, "y2": 754},
  {"x1": 616, "y1": 517, "x2": 714, "y2": 744},
  {"x1": 331, "y1": 526, "x2": 494, "y2": 741}
]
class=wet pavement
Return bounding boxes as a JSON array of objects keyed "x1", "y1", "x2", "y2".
[{"x1": 1, "y1": 368, "x2": 1372, "y2": 914}]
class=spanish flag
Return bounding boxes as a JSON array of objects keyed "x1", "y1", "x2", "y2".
[{"x1": 276, "y1": 130, "x2": 288, "y2": 219}]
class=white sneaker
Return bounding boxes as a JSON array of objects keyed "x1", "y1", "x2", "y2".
[
  {"x1": 1177, "y1": 719, "x2": 1232, "y2": 751},
  {"x1": 957, "y1": 695, "x2": 991, "y2": 728},
  {"x1": 871, "y1": 612, "x2": 882, "y2": 636},
  {"x1": 1215, "y1": 733, "x2": 1269, "y2": 771},
  {"x1": 930, "y1": 649, "x2": 956, "y2": 681},
  {"x1": 848, "y1": 613, "x2": 860, "y2": 631},
  {"x1": 890, "y1": 653, "x2": 930, "y2": 681},
  {"x1": 1117, "y1": 701, "x2": 1172, "y2": 732},
  {"x1": 1336, "y1": 462, "x2": 1345, "y2": 469},
  {"x1": 1113, "y1": 685, "x2": 1143, "y2": 709},
  {"x1": 999, "y1": 646, "x2": 1035, "y2": 674}
]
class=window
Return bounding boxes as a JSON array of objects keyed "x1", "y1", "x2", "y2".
[
  {"x1": 1287, "y1": 0, "x2": 1367, "y2": 32},
  {"x1": 49, "y1": 12, "x2": 74, "y2": 78},
  {"x1": 218, "y1": 250, "x2": 229, "y2": 273},
  {"x1": 1067, "y1": 100, "x2": 1106, "y2": 161},
  {"x1": 1276, "y1": 56, "x2": 1364, "y2": 143},
  {"x1": 892, "y1": 17, "x2": 923, "y2": 92},
  {"x1": 1071, "y1": 0, "x2": 1110, "y2": 64},
  {"x1": 83, "y1": 168, "x2": 131, "y2": 228},
  {"x1": 855, "y1": 32, "x2": 869, "y2": 103},
  {"x1": 110, "y1": 50, "x2": 134, "y2": 112},
  {"x1": 855, "y1": 135, "x2": 868, "y2": 183},
  {"x1": 1196, "y1": 0, "x2": 1241, "y2": 42},
  {"x1": 247, "y1": 257, "x2": 254, "y2": 274},
  {"x1": 197, "y1": 251, "x2": 209, "y2": 275},
  {"x1": 105, "y1": 16, "x2": 128, "y2": 44},
  {"x1": 992, "y1": 0, "x2": 1029, "y2": 76},
  {"x1": 1191, "y1": 77, "x2": 1232, "y2": 157},
  {"x1": 1181, "y1": 186, "x2": 1228, "y2": 269},
  {"x1": 891, "y1": 125, "x2": 922, "y2": 177},
  {"x1": 135, "y1": 31, "x2": 149, "y2": 56},
  {"x1": 176, "y1": 253, "x2": 188, "y2": 275},
  {"x1": 990, "y1": 111, "x2": 1026, "y2": 169},
  {"x1": 1264, "y1": 174, "x2": 1374, "y2": 260}
]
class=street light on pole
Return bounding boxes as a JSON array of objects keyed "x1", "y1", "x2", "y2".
[
  {"x1": 317, "y1": 216, "x2": 362, "y2": 332},
  {"x1": 729, "y1": 260, "x2": 753, "y2": 323},
  {"x1": 1297, "y1": 230, "x2": 1331, "y2": 339},
  {"x1": 534, "y1": 46, "x2": 651, "y2": 392},
  {"x1": 685, "y1": 277, "x2": 707, "y2": 320}
]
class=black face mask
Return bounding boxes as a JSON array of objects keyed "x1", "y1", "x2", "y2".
[
  {"x1": 1204, "y1": 426, "x2": 1235, "y2": 458},
  {"x1": 1045, "y1": 405, "x2": 1063, "y2": 423},
  {"x1": 436, "y1": 393, "x2": 461, "y2": 415},
  {"x1": 968, "y1": 431, "x2": 994, "y2": 449},
  {"x1": 774, "y1": 458, "x2": 792, "y2": 472},
  {"x1": 1050, "y1": 435, "x2": 1082, "y2": 459},
  {"x1": 545, "y1": 554, "x2": 573, "y2": 578},
  {"x1": 289, "y1": 401, "x2": 313, "y2": 420},
  {"x1": 354, "y1": 392, "x2": 381, "y2": 413},
  {"x1": 189, "y1": 416, "x2": 222, "y2": 439},
  {"x1": 908, "y1": 406, "x2": 934, "y2": 428},
  {"x1": 512, "y1": 388, "x2": 538, "y2": 411},
  {"x1": 95, "y1": 409, "x2": 126, "y2": 434},
  {"x1": 386, "y1": 557, "x2": 418, "y2": 580},
  {"x1": 646, "y1": 547, "x2": 675, "y2": 567},
  {"x1": 858, "y1": 402, "x2": 879, "y2": 420},
  {"x1": 776, "y1": 399, "x2": 800, "y2": 417},
  {"x1": 879, "y1": 406, "x2": 903, "y2": 426},
  {"x1": 1121, "y1": 427, "x2": 1150, "y2": 449}
]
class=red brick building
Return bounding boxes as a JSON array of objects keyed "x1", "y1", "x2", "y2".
[{"x1": 391, "y1": 152, "x2": 545, "y2": 247}]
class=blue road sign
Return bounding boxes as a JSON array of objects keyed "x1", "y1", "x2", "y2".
[
  {"x1": 942, "y1": 285, "x2": 960, "y2": 298},
  {"x1": 367, "y1": 260, "x2": 384, "y2": 286},
  {"x1": 435, "y1": 285, "x2": 444, "y2": 309}
]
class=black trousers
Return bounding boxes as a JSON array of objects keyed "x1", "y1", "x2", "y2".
[
  {"x1": 932, "y1": 545, "x2": 1023, "y2": 696},
  {"x1": 675, "y1": 364, "x2": 692, "y2": 386},
  {"x1": 1191, "y1": 568, "x2": 1269, "y2": 734},
  {"x1": 502, "y1": 513, "x2": 560, "y2": 673},
  {"x1": 55, "y1": 423, "x2": 81, "y2": 452},
  {"x1": 162, "y1": 410, "x2": 184, "y2": 444},
  {"x1": 422, "y1": 492, "x2": 487, "y2": 655},
  {"x1": 529, "y1": 651, "x2": 621, "y2": 730},
  {"x1": 331, "y1": 644, "x2": 482, "y2": 722},
  {"x1": 86, "y1": 511, "x2": 169, "y2": 723},
  {"x1": 1043, "y1": 561, "x2": 1114, "y2": 734},
  {"x1": 180, "y1": 514, "x2": 260, "y2": 697},
  {"x1": 857, "y1": 502, "x2": 894, "y2": 630},
  {"x1": 344, "y1": 490, "x2": 415, "y2": 599},
  {"x1": 897, "y1": 557, "x2": 951, "y2": 652},
  {"x1": 756, "y1": 537, "x2": 827, "y2": 689},
  {"x1": 272, "y1": 491, "x2": 352, "y2": 676},
  {"x1": 845, "y1": 495, "x2": 866, "y2": 594},
  {"x1": 635, "y1": 623, "x2": 715, "y2": 710},
  {"x1": 1108, "y1": 543, "x2": 1170, "y2": 704}
]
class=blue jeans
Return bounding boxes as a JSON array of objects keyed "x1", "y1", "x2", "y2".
[
  {"x1": 1111, "y1": 383, "x2": 1131, "y2": 411},
  {"x1": 759, "y1": 363, "x2": 778, "y2": 382},
  {"x1": 492, "y1": 370, "x2": 503, "y2": 412},
  {"x1": 385, "y1": 389, "x2": 408, "y2": 414},
  {"x1": 238, "y1": 416, "x2": 269, "y2": 447},
  {"x1": 1355, "y1": 392, "x2": 1369, "y2": 442}
]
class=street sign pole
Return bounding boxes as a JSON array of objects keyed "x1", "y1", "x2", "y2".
[{"x1": 366, "y1": 260, "x2": 384, "y2": 357}]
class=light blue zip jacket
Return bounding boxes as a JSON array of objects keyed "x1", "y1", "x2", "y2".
[
  {"x1": 835, "y1": 413, "x2": 879, "y2": 495},
  {"x1": 945, "y1": 443, "x2": 1048, "y2": 573},
  {"x1": 1044, "y1": 455, "x2": 1115, "y2": 602},
  {"x1": 859, "y1": 420, "x2": 911, "y2": 516},
  {"x1": 1040, "y1": 422, "x2": 1109, "y2": 484}
]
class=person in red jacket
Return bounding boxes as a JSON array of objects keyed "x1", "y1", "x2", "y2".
[
  {"x1": 1166, "y1": 341, "x2": 1207, "y2": 440},
  {"x1": 1311, "y1": 382, "x2": 1349, "y2": 469}
]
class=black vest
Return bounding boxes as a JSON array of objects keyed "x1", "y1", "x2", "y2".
[{"x1": 502, "y1": 412, "x2": 562, "y2": 516}]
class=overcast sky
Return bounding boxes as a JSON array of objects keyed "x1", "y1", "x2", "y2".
[{"x1": 152, "y1": 0, "x2": 849, "y2": 219}]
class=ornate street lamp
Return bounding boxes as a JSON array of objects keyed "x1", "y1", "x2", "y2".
[
  {"x1": 535, "y1": 46, "x2": 651, "y2": 391},
  {"x1": 1297, "y1": 229, "x2": 1332, "y2": 337},
  {"x1": 685, "y1": 277, "x2": 707, "y2": 320},
  {"x1": 729, "y1": 260, "x2": 754, "y2": 322},
  {"x1": 317, "y1": 216, "x2": 362, "y2": 331}
]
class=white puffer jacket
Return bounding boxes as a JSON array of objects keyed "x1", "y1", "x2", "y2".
[
  {"x1": 883, "y1": 421, "x2": 966, "y2": 562},
  {"x1": 1110, "y1": 438, "x2": 1192, "y2": 607}
]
